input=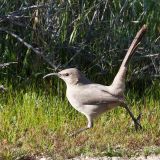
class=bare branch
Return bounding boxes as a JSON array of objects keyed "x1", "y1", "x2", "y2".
[
  {"x1": 8, "y1": 4, "x2": 49, "y2": 15},
  {"x1": 0, "y1": 62, "x2": 17, "y2": 68},
  {"x1": 0, "y1": 28, "x2": 59, "y2": 70},
  {"x1": 0, "y1": 3, "x2": 50, "y2": 22},
  {"x1": 140, "y1": 53, "x2": 160, "y2": 58},
  {"x1": 129, "y1": 63, "x2": 154, "y2": 81}
]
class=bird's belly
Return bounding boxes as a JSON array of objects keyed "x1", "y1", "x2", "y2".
[
  {"x1": 67, "y1": 95, "x2": 118, "y2": 117},
  {"x1": 82, "y1": 103, "x2": 118, "y2": 117}
]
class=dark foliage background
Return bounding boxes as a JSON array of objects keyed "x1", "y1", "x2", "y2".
[{"x1": 0, "y1": 0, "x2": 159, "y2": 85}]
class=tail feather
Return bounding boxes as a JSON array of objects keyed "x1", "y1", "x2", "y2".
[
  {"x1": 111, "y1": 25, "x2": 147, "y2": 94},
  {"x1": 121, "y1": 25, "x2": 147, "y2": 68}
]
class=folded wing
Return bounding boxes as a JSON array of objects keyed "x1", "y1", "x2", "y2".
[{"x1": 77, "y1": 84, "x2": 122, "y2": 105}]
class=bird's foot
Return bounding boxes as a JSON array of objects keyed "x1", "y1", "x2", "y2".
[
  {"x1": 69, "y1": 127, "x2": 89, "y2": 137},
  {"x1": 134, "y1": 113, "x2": 142, "y2": 130}
]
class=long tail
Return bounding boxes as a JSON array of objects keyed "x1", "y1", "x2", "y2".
[{"x1": 111, "y1": 25, "x2": 147, "y2": 94}]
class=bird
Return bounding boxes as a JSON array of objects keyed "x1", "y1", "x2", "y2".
[{"x1": 44, "y1": 25, "x2": 147, "y2": 136}]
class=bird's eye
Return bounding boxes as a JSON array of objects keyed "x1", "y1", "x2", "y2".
[{"x1": 65, "y1": 73, "x2": 69, "y2": 76}]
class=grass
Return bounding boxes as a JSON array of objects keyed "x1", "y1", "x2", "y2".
[{"x1": 0, "y1": 81, "x2": 160, "y2": 159}]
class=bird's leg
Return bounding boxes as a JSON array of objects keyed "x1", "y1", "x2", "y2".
[
  {"x1": 69, "y1": 127, "x2": 90, "y2": 137},
  {"x1": 121, "y1": 102, "x2": 142, "y2": 130},
  {"x1": 69, "y1": 116, "x2": 93, "y2": 137}
]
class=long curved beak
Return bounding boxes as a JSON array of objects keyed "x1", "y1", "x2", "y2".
[{"x1": 43, "y1": 73, "x2": 59, "y2": 79}]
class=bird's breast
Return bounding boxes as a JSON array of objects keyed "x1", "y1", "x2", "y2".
[{"x1": 66, "y1": 88, "x2": 82, "y2": 110}]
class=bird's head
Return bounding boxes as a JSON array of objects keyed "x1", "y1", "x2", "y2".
[{"x1": 43, "y1": 68, "x2": 90, "y2": 86}]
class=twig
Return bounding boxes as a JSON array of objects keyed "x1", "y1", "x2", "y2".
[
  {"x1": 0, "y1": 62, "x2": 17, "y2": 68},
  {"x1": 0, "y1": 28, "x2": 58, "y2": 70},
  {"x1": 63, "y1": 52, "x2": 81, "y2": 68},
  {"x1": 154, "y1": 35, "x2": 160, "y2": 43},
  {"x1": 152, "y1": 75, "x2": 160, "y2": 78},
  {"x1": 0, "y1": 4, "x2": 49, "y2": 22},
  {"x1": 129, "y1": 63, "x2": 154, "y2": 80},
  {"x1": 8, "y1": 4, "x2": 49, "y2": 15},
  {"x1": 140, "y1": 53, "x2": 160, "y2": 58}
]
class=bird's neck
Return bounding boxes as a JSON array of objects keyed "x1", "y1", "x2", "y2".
[
  {"x1": 66, "y1": 76, "x2": 91, "y2": 87},
  {"x1": 77, "y1": 76, "x2": 91, "y2": 85}
]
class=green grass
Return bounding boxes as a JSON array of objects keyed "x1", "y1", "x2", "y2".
[{"x1": 0, "y1": 82, "x2": 160, "y2": 159}]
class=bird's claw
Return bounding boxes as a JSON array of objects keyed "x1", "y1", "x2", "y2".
[{"x1": 134, "y1": 113, "x2": 142, "y2": 130}]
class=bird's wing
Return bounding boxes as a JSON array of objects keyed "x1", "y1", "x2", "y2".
[{"x1": 76, "y1": 84, "x2": 122, "y2": 105}]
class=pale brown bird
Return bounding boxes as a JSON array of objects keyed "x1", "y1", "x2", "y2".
[{"x1": 44, "y1": 25, "x2": 147, "y2": 136}]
